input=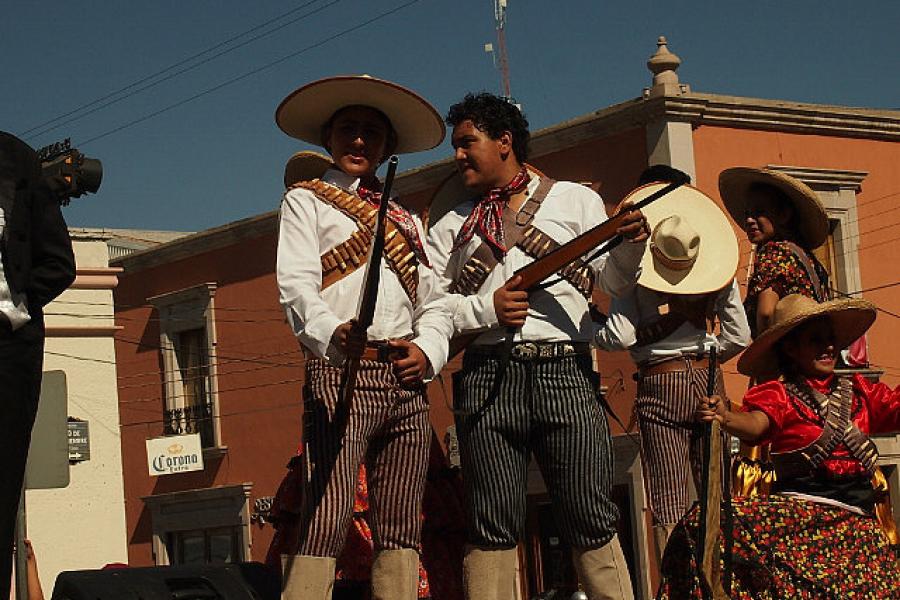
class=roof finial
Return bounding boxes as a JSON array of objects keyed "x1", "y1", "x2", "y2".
[{"x1": 645, "y1": 36, "x2": 689, "y2": 98}]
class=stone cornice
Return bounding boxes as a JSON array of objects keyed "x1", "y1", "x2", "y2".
[
  {"x1": 659, "y1": 93, "x2": 900, "y2": 141},
  {"x1": 765, "y1": 165, "x2": 869, "y2": 191},
  {"x1": 46, "y1": 325, "x2": 123, "y2": 337},
  {"x1": 112, "y1": 212, "x2": 277, "y2": 274}
]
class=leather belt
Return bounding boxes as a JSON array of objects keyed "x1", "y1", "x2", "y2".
[
  {"x1": 302, "y1": 341, "x2": 399, "y2": 363},
  {"x1": 469, "y1": 341, "x2": 591, "y2": 361},
  {"x1": 360, "y1": 341, "x2": 399, "y2": 363},
  {"x1": 638, "y1": 354, "x2": 709, "y2": 378}
]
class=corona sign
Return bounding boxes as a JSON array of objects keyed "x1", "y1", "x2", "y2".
[{"x1": 145, "y1": 433, "x2": 204, "y2": 476}]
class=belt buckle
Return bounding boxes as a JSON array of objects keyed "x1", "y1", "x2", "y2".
[{"x1": 513, "y1": 342, "x2": 539, "y2": 360}]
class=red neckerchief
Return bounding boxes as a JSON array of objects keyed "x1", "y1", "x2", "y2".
[
  {"x1": 357, "y1": 183, "x2": 431, "y2": 268},
  {"x1": 451, "y1": 168, "x2": 531, "y2": 255}
]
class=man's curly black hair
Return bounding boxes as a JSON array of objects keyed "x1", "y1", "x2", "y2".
[{"x1": 446, "y1": 93, "x2": 530, "y2": 162}]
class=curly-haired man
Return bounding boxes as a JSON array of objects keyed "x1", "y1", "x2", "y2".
[{"x1": 427, "y1": 93, "x2": 648, "y2": 600}]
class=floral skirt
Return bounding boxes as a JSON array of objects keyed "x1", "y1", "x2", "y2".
[{"x1": 656, "y1": 495, "x2": 899, "y2": 599}]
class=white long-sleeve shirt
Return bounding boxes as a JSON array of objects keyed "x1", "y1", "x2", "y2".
[
  {"x1": 277, "y1": 168, "x2": 453, "y2": 375},
  {"x1": 427, "y1": 177, "x2": 645, "y2": 345},
  {"x1": 0, "y1": 179, "x2": 30, "y2": 329},
  {"x1": 595, "y1": 280, "x2": 751, "y2": 364}
]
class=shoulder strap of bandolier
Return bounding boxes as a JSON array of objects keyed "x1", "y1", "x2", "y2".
[
  {"x1": 634, "y1": 293, "x2": 717, "y2": 347},
  {"x1": 291, "y1": 179, "x2": 419, "y2": 303},
  {"x1": 450, "y1": 177, "x2": 557, "y2": 296},
  {"x1": 776, "y1": 376, "x2": 879, "y2": 477}
]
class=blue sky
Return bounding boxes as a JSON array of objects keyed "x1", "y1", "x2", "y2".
[{"x1": 3, "y1": 0, "x2": 898, "y2": 232}]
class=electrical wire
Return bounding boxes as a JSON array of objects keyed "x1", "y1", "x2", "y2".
[
  {"x1": 21, "y1": 0, "x2": 334, "y2": 138},
  {"x1": 79, "y1": 0, "x2": 425, "y2": 147}
]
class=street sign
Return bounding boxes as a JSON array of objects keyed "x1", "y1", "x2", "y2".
[
  {"x1": 67, "y1": 420, "x2": 90, "y2": 462},
  {"x1": 146, "y1": 433, "x2": 204, "y2": 476},
  {"x1": 25, "y1": 371, "x2": 70, "y2": 490}
]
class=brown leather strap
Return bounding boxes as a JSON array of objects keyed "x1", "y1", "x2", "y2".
[
  {"x1": 450, "y1": 177, "x2": 555, "y2": 296},
  {"x1": 634, "y1": 294, "x2": 717, "y2": 348}
]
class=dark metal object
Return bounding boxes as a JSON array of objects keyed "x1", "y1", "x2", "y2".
[
  {"x1": 37, "y1": 138, "x2": 102, "y2": 205},
  {"x1": 339, "y1": 156, "x2": 399, "y2": 407}
]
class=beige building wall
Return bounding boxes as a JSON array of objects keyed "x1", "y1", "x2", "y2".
[{"x1": 20, "y1": 233, "x2": 129, "y2": 591}]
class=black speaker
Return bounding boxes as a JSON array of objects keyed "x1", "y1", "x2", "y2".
[{"x1": 51, "y1": 562, "x2": 279, "y2": 600}]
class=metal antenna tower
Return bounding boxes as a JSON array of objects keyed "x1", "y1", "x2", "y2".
[{"x1": 489, "y1": 0, "x2": 511, "y2": 99}]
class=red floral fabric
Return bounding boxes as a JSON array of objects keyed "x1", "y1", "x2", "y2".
[
  {"x1": 655, "y1": 495, "x2": 899, "y2": 599},
  {"x1": 744, "y1": 240, "x2": 830, "y2": 336},
  {"x1": 741, "y1": 374, "x2": 900, "y2": 479}
]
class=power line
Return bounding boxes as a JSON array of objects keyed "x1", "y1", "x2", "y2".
[
  {"x1": 79, "y1": 0, "x2": 425, "y2": 147},
  {"x1": 20, "y1": 0, "x2": 333, "y2": 139}
]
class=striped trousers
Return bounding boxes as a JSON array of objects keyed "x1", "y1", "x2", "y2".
[
  {"x1": 296, "y1": 358, "x2": 430, "y2": 557},
  {"x1": 453, "y1": 350, "x2": 619, "y2": 549},
  {"x1": 635, "y1": 364, "x2": 726, "y2": 525}
]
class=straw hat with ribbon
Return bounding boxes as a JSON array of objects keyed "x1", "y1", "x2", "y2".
[
  {"x1": 718, "y1": 167, "x2": 829, "y2": 249},
  {"x1": 283, "y1": 150, "x2": 334, "y2": 188},
  {"x1": 630, "y1": 183, "x2": 739, "y2": 295},
  {"x1": 275, "y1": 75, "x2": 445, "y2": 154},
  {"x1": 737, "y1": 294, "x2": 876, "y2": 379}
]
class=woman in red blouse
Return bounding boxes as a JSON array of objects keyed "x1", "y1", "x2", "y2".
[{"x1": 656, "y1": 295, "x2": 899, "y2": 598}]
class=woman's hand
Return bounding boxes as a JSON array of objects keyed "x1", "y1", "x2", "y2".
[{"x1": 696, "y1": 394, "x2": 726, "y2": 424}]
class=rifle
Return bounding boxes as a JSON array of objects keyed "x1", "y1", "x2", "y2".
[
  {"x1": 696, "y1": 346, "x2": 728, "y2": 599},
  {"x1": 447, "y1": 179, "x2": 687, "y2": 358},
  {"x1": 338, "y1": 156, "x2": 399, "y2": 406}
]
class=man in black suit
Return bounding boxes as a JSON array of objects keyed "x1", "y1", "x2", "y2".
[{"x1": 0, "y1": 131, "x2": 75, "y2": 595}]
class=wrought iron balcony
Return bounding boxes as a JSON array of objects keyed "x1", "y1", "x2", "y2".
[{"x1": 164, "y1": 401, "x2": 215, "y2": 448}]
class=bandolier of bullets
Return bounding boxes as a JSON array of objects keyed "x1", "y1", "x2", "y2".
[
  {"x1": 518, "y1": 225, "x2": 594, "y2": 299},
  {"x1": 448, "y1": 254, "x2": 492, "y2": 296},
  {"x1": 292, "y1": 179, "x2": 419, "y2": 303}
]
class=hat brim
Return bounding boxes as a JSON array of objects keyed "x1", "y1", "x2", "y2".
[
  {"x1": 718, "y1": 167, "x2": 829, "y2": 249},
  {"x1": 631, "y1": 183, "x2": 739, "y2": 295},
  {"x1": 284, "y1": 151, "x2": 334, "y2": 187},
  {"x1": 737, "y1": 298, "x2": 876, "y2": 378},
  {"x1": 276, "y1": 75, "x2": 445, "y2": 154},
  {"x1": 425, "y1": 163, "x2": 548, "y2": 231}
]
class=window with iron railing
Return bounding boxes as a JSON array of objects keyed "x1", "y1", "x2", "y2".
[{"x1": 149, "y1": 283, "x2": 222, "y2": 450}]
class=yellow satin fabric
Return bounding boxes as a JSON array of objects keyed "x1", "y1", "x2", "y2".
[{"x1": 733, "y1": 443, "x2": 898, "y2": 546}]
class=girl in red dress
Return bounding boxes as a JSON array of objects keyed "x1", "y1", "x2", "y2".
[{"x1": 656, "y1": 294, "x2": 899, "y2": 598}]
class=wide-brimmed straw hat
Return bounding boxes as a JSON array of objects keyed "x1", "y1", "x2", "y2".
[
  {"x1": 629, "y1": 183, "x2": 738, "y2": 295},
  {"x1": 737, "y1": 294, "x2": 876, "y2": 378},
  {"x1": 275, "y1": 75, "x2": 445, "y2": 154},
  {"x1": 425, "y1": 163, "x2": 548, "y2": 230},
  {"x1": 718, "y1": 167, "x2": 829, "y2": 249},
  {"x1": 283, "y1": 150, "x2": 334, "y2": 187}
]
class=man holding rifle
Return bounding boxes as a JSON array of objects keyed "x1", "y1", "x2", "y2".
[
  {"x1": 427, "y1": 92, "x2": 649, "y2": 600},
  {"x1": 275, "y1": 75, "x2": 454, "y2": 599}
]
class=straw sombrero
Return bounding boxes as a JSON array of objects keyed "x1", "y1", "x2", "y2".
[
  {"x1": 425, "y1": 163, "x2": 548, "y2": 230},
  {"x1": 737, "y1": 294, "x2": 876, "y2": 378},
  {"x1": 718, "y1": 167, "x2": 829, "y2": 249},
  {"x1": 283, "y1": 150, "x2": 334, "y2": 187},
  {"x1": 275, "y1": 75, "x2": 444, "y2": 154},
  {"x1": 629, "y1": 183, "x2": 739, "y2": 295}
]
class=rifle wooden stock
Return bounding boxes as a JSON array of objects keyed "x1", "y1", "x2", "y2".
[
  {"x1": 447, "y1": 180, "x2": 685, "y2": 360},
  {"x1": 339, "y1": 156, "x2": 399, "y2": 406},
  {"x1": 697, "y1": 347, "x2": 728, "y2": 599}
]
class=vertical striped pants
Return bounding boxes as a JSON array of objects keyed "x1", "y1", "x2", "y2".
[
  {"x1": 635, "y1": 364, "x2": 726, "y2": 525},
  {"x1": 453, "y1": 350, "x2": 620, "y2": 549},
  {"x1": 297, "y1": 358, "x2": 430, "y2": 557}
]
